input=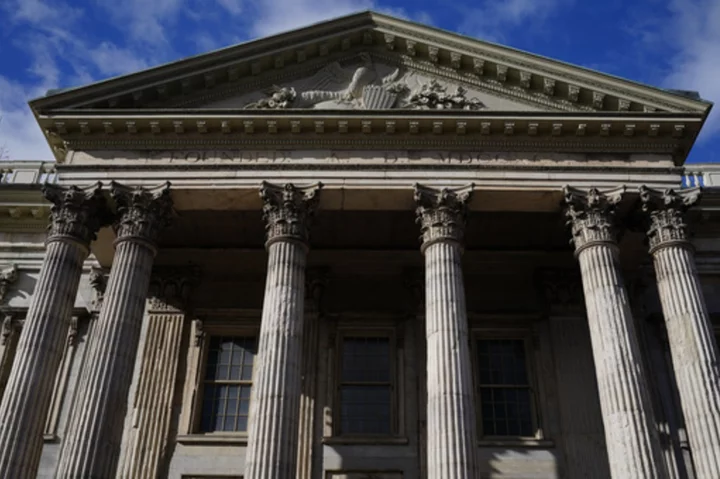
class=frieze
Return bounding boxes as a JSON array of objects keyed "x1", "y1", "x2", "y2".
[{"x1": 72, "y1": 149, "x2": 603, "y2": 166}]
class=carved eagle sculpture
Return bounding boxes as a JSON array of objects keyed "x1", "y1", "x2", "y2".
[{"x1": 244, "y1": 53, "x2": 405, "y2": 109}]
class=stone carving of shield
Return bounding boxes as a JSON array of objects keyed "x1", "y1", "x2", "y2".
[{"x1": 362, "y1": 85, "x2": 397, "y2": 109}]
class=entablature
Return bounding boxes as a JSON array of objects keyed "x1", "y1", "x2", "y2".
[{"x1": 41, "y1": 111, "x2": 702, "y2": 164}]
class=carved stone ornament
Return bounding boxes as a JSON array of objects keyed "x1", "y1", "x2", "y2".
[
  {"x1": 0, "y1": 264, "x2": 18, "y2": 304},
  {"x1": 43, "y1": 183, "x2": 109, "y2": 247},
  {"x1": 244, "y1": 54, "x2": 407, "y2": 110},
  {"x1": 89, "y1": 267, "x2": 108, "y2": 311},
  {"x1": 305, "y1": 267, "x2": 329, "y2": 312},
  {"x1": 563, "y1": 186, "x2": 625, "y2": 254},
  {"x1": 147, "y1": 266, "x2": 200, "y2": 312},
  {"x1": 414, "y1": 184, "x2": 473, "y2": 251},
  {"x1": 260, "y1": 182, "x2": 322, "y2": 246},
  {"x1": 639, "y1": 186, "x2": 700, "y2": 253},
  {"x1": 193, "y1": 318, "x2": 205, "y2": 346},
  {"x1": 110, "y1": 181, "x2": 173, "y2": 248},
  {"x1": 1, "y1": 314, "x2": 14, "y2": 345},
  {"x1": 536, "y1": 268, "x2": 584, "y2": 313},
  {"x1": 242, "y1": 53, "x2": 485, "y2": 111},
  {"x1": 406, "y1": 79, "x2": 486, "y2": 110}
]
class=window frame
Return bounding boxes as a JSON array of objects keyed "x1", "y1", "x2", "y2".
[
  {"x1": 178, "y1": 313, "x2": 259, "y2": 444},
  {"x1": 334, "y1": 329, "x2": 397, "y2": 437},
  {"x1": 197, "y1": 335, "x2": 257, "y2": 434},
  {"x1": 471, "y1": 329, "x2": 543, "y2": 442},
  {"x1": 323, "y1": 318, "x2": 408, "y2": 444}
]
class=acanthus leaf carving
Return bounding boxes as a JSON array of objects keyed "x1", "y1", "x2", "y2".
[
  {"x1": 639, "y1": 186, "x2": 700, "y2": 253},
  {"x1": 1, "y1": 314, "x2": 14, "y2": 345},
  {"x1": 89, "y1": 266, "x2": 108, "y2": 311},
  {"x1": 0, "y1": 264, "x2": 18, "y2": 304},
  {"x1": 43, "y1": 183, "x2": 110, "y2": 247},
  {"x1": 110, "y1": 181, "x2": 173, "y2": 248},
  {"x1": 564, "y1": 186, "x2": 625, "y2": 254},
  {"x1": 260, "y1": 182, "x2": 322, "y2": 245},
  {"x1": 147, "y1": 266, "x2": 201, "y2": 313},
  {"x1": 414, "y1": 183, "x2": 473, "y2": 251}
]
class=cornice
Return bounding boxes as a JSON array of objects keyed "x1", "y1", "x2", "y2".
[{"x1": 40, "y1": 112, "x2": 701, "y2": 162}]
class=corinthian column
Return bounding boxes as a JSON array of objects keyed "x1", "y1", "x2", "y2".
[
  {"x1": 414, "y1": 184, "x2": 477, "y2": 479},
  {"x1": 56, "y1": 182, "x2": 172, "y2": 479},
  {"x1": 564, "y1": 186, "x2": 667, "y2": 479},
  {"x1": 245, "y1": 182, "x2": 321, "y2": 479},
  {"x1": 639, "y1": 186, "x2": 720, "y2": 478},
  {"x1": 0, "y1": 184, "x2": 107, "y2": 478}
]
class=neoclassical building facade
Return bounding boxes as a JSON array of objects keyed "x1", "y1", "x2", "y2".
[{"x1": 1, "y1": 11, "x2": 720, "y2": 479}]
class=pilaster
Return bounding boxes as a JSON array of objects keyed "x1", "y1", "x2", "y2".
[
  {"x1": 564, "y1": 186, "x2": 667, "y2": 479},
  {"x1": 415, "y1": 183, "x2": 478, "y2": 479},
  {"x1": 296, "y1": 268, "x2": 327, "y2": 479},
  {"x1": 56, "y1": 182, "x2": 173, "y2": 478},
  {"x1": 0, "y1": 183, "x2": 107, "y2": 478},
  {"x1": 640, "y1": 186, "x2": 720, "y2": 479},
  {"x1": 245, "y1": 182, "x2": 320, "y2": 479},
  {"x1": 119, "y1": 267, "x2": 199, "y2": 479}
]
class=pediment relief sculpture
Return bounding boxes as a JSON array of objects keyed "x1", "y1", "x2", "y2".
[{"x1": 243, "y1": 54, "x2": 486, "y2": 111}]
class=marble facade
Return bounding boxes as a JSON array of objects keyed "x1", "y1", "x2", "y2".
[{"x1": 1, "y1": 11, "x2": 720, "y2": 479}]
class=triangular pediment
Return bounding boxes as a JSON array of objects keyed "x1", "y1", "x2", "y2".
[
  {"x1": 31, "y1": 11, "x2": 710, "y2": 115},
  {"x1": 29, "y1": 11, "x2": 712, "y2": 163},
  {"x1": 198, "y1": 53, "x2": 543, "y2": 112}
]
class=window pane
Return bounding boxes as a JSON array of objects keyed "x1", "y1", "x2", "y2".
[
  {"x1": 200, "y1": 335, "x2": 257, "y2": 433},
  {"x1": 341, "y1": 337, "x2": 390, "y2": 383},
  {"x1": 477, "y1": 339, "x2": 534, "y2": 437},
  {"x1": 340, "y1": 385, "x2": 391, "y2": 435}
]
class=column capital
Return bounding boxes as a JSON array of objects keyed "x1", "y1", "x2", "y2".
[
  {"x1": 414, "y1": 184, "x2": 473, "y2": 252},
  {"x1": 147, "y1": 266, "x2": 201, "y2": 313},
  {"x1": 639, "y1": 186, "x2": 700, "y2": 254},
  {"x1": 260, "y1": 182, "x2": 322, "y2": 247},
  {"x1": 110, "y1": 182, "x2": 173, "y2": 251},
  {"x1": 43, "y1": 183, "x2": 109, "y2": 248},
  {"x1": 0, "y1": 265, "x2": 18, "y2": 304},
  {"x1": 563, "y1": 185, "x2": 624, "y2": 255}
]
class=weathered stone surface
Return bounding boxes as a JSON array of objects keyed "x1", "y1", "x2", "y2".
[
  {"x1": 56, "y1": 183, "x2": 172, "y2": 478},
  {"x1": 415, "y1": 184, "x2": 477, "y2": 479},
  {"x1": 564, "y1": 186, "x2": 668, "y2": 479},
  {"x1": 245, "y1": 182, "x2": 320, "y2": 479},
  {"x1": 640, "y1": 186, "x2": 720, "y2": 478},
  {"x1": 0, "y1": 184, "x2": 106, "y2": 478}
]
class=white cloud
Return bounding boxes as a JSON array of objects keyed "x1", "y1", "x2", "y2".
[
  {"x1": 0, "y1": 77, "x2": 53, "y2": 161},
  {"x1": 246, "y1": 0, "x2": 373, "y2": 37},
  {"x1": 662, "y1": 0, "x2": 720, "y2": 141},
  {"x1": 457, "y1": 0, "x2": 567, "y2": 43},
  {"x1": 92, "y1": 0, "x2": 185, "y2": 46},
  {"x1": 87, "y1": 42, "x2": 151, "y2": 77},
  {"x1": 215, "y1": 0, "x2": 243, "y2": 15}
]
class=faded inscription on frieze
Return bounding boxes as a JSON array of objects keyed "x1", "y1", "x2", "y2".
[{"x1": 79, "y1": 150, "x2": 552, "y2": 165}]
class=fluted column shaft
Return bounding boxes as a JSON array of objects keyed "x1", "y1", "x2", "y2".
[
  {"x1": 565, "y1": 186, "x2": 667, "y2": 479},
  {"x1": 56, "y1": 182, "x2": 172, "y2": 479},
  {"x1": 415, "y1": 184, "x2": 477, "y2": 479},
  {"x1": 0, "y1": 184, "x2": 106, "y2": 479},
  {"x1": 245, "y1": 182, "x2": 321, "y2": 479},
  {"x1": 641, "y1": 186, "x2": 720, "y2": 478}
]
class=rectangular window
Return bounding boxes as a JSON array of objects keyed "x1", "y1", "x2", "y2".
[
  {"x1": 476, "y1": 338, "x2": 535, "y2": 437},
  {"x1": 338, "y1": 335, "x2": 393, "y2": 435},
  {"x1": 199, "y1": 336, "x2": 256, "y2": 433}
]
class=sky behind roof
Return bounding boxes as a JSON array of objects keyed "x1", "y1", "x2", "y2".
[{"x1": 0, "y1": 0, "x2": 718, "y2": 163}]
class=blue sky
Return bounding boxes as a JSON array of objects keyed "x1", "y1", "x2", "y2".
[{"x1": 0, "y1": 0, "x2": 718, "y2": 163}]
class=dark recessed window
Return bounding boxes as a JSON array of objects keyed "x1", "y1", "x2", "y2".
[
  {"x1": 338, "y1": 336, "x2": 393, "y2": 435},
  {"x1": 476, "y1": 338, "x2": 535, "y2": 437},
  {"x1": 200, "y1": 336, "x2": 256, "y2": 433}
]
